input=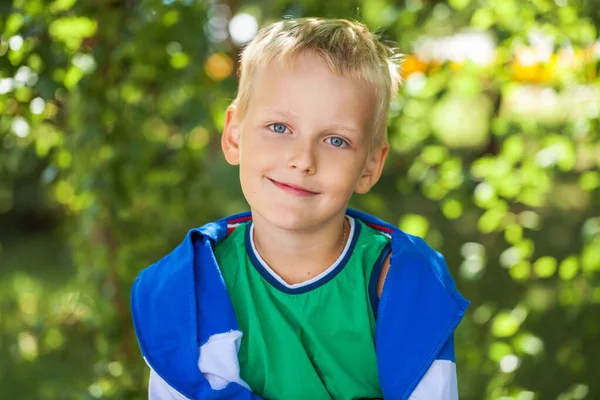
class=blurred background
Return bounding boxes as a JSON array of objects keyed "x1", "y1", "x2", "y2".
[{"x1": 0, "y1": 0, "x2": 599, "y2": 399}]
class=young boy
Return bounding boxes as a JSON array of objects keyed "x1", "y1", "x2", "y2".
[{"x1": 131, "y1": 18, "x2": 469, "y2": 400}]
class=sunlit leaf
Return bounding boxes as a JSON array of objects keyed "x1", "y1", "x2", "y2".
[
  {"x1": 48, "y1": 17, "x2": 98, "y2": 51},
  {"x1": 5, "y1": 13, "x2": 25, "y2": 35},
  {"x1": 50, "y1": 0, "x2": 77, "y2": 14},
  {"x1": 399, "y1": 214, "x2": 429, "y2": 238},
  {"x1": 559, "y1": 255, "x2": 579, "y2": 281},
  {"x1": 489, "y1": 341, "x2": 513, "y2": 362},
  {"x1": 533, "y1": 256, "x2": 557, "y2": 278},
  {"x1": 581, "y1": 243, "x2": 600, "y2": 272},
  {"x1": 491, "y1": 311, "x2": 521, "y2": 338},
  {"x1": 430, "y1": 92, "x2": 492, "y2": 149}
]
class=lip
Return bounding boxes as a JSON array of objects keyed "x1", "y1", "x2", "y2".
[{"x1": 268, "y1": 178, "x2": 319, "y2": 196}]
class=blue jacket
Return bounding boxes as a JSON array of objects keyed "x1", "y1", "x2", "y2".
[{"x1": 131, "y1": 209, "x2": 470, "y2": 399}]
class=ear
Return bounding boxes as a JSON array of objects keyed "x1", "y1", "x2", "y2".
[
  {"x1": 355, "y1": 144, "x2": 389, "y2": 194},
  {"x1": 221, "y1": 104, "x2": 241, "y2": 165}
]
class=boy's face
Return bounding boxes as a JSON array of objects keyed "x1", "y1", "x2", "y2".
[{"x1": 222, "y1": 51, "x2": 388, "y2": 232}]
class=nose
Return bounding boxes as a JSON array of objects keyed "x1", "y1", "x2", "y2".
[{"x1": 288, "y1": 137, "x2": 317, "y2": 175}]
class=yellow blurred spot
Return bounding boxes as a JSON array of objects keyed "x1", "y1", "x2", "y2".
[
  {"x1": 72, "y1": 191, "x2": 94, "y2": 212},
  {"x1": 488, "y1": 341, "x2": 513, "y2": 362},
  {"x1": 421, "y1": 145, "x2": 448, "y2": 165},
  {"x1": 44, "y1": 328, "x2": 65, "y2": 350},
  {"x1": 526, "y1": 286, "x2": 553, "y2": 311},
  {"x1": 442, "y1": 199, "x2": 462, "y2": 220},
  {"x1": 45, "y1": 101, "x2": 59, "y2": 118},
  {"x1": 120, "y1": 84, "x2": 143, "y2": 104},
  {"x1": 205, "y1": 53, "x2": 234, "y2": 81},
  {"x1": 18, "y1": 331, "x2": 38, "y2": 361},
  {"x1": 188, "y1": 126, "x2": 210, "y2": 150},
  {"x1": 108, "y1": 361, "x2": 123, "y2": 377},
  {"x1": 99, "y1": 145, "x2": 114, "y2": 162},
  {"x1": 582, "y1": 243, "x2": 600, "y2": 272},
  {"x1": 559, "y1": 255, "x2": 579, "y2": 281},
  {"x1": 57, "y1": 150, "x2": 72, "y2": 169},
  {"x1": 478, "y1": 208, "x2": 505, "y2": 233},
  {"x1": 170, "y1": 52, "x2": 190, "y2": 70},
  {"x1": 449, "y1": 0, "x2": 470, "y2": 10},
  {"x1": 18, "y1": 291, "x2": 37, "y2": 315},
  {"x1": 167, "y1": 133, "x2": 184, "y2": 149},
  {"x1": 55, "y1": 180, "x2": 75, "y2": 205},
  {"x1": 473, "y1": 304, "x2": 493, "y2": 324},
  {"x1": 491, "y1": 311, "x2": 521, "y2": 337},
  {"x1": 143, "y1": 117, "x2": 169, "y2": 142},
  {"x1": 504, "y1": 224, "x2": 523, "y2": 244},
  {"x1": 580, "y1": 171, "x2": 600, "y2": 191},
  {"x1": 50, "y1": 0, "x2": 77, "y2": 14},
  {"x1": 163, "y1": 10, "x2": 180, "y2": 27},
  {"x1": 509, "y1": 261, "x2": 531, "y2": 281},
  {"x1": 518, "y1": 211, "x2": 540, "y2": 230},
  {"x1": 471, "y1": 8, "x2": 494, "y2": 30},
  {"x1": 584, "y1": 45, "x2": 597, "y2": 80},
  {"x1": 64, "y1": 65, "x2": 84, "y2": 90},
  {"x1": 512, "y1": 51, "x2": 556, "y2": 83},
  {"x1": 449, "y1": 61, "x2": 463, "y2": 71},
  {"x1": 399, "y1": 214, "x2": 429, "y2": 238},
  {"x1": 401, "y1": 55, "x2": 427, "y2": 78},
  {"x1": 430, "y1": 93, "x2": 492, "y2": 149},
  {"x1": 515, "y1": 333, "x2": 544, "y2": 356},
  {"x1": 518, "y1": 188, "x2": 545, "y2": 207},
  {"x1": 28, "y1": 53, "x2": 44, "y2": 72},
  {"x1": 517, "y1": 391, "x2": 535, "y2": 400}
]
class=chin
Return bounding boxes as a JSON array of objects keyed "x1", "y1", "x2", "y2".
[
  {"x1": 250, "y1": 203, "x2": 319, "y2": 231},
  {"x1": 253, "y1": 201, "x2": 349, "y2": 233}
]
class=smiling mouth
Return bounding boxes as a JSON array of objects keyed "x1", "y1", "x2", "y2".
[{"x1": 268, "y1": 178, "x2": 319, "y2": 196}]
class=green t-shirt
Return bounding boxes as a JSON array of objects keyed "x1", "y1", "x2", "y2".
[{"x1": 214, "y1": 217, "x2": 390, "y2": 400}]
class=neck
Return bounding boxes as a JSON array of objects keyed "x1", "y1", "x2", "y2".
[{"x1": 251, "y1": 211, "x2": 348, "y2": 285}]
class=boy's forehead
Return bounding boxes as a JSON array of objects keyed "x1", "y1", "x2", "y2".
[{"x1": 252, "y1": 52, "x2": 375, "y2": 99}]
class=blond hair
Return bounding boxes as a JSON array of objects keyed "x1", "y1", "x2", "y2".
[{"x1": 233, "y1": 18, "x2": 402, "y2": 148}]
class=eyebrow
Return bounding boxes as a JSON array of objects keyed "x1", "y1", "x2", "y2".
[
  {"x1": 326, "y1": 123, "x2": 363, "y2": 136},
  {"x1": 259, "y1": 108, "x2": 299, "y2": 119}
]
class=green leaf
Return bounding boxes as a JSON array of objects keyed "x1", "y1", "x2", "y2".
[
  {"x1": 399, "y1": 214, "x2": 429, "y2": 238},
  {"x1": 509, "y1": 261, "x2": 531, "y2": 281},
  {"x1": 489, "y1": 341, "x2": 513, "y2": 362},
  {"x1": 582, "y1": 243, "x2": 600, "y2": 272},
  {"x1": 492, "y1": 312, "x2": 521, "y2": 338},
  {"x1": 449, "y1": 0, "x2": 471, "y2": 11},
  {"x1": 559, "y1": 256, "x2": 579, "y2": 281},
  {"x1": 50, "y1": 0, "x2": 77, "y2": 14},
  {"x1": 5, "y1": 13, "x2": 25, "y2": 35},
  {"x1": 49, "y1": 17, "x2": 98, "y2": 51},
  {"x1": 533, "y1": 256, "x2": 557, "y2": 278}
]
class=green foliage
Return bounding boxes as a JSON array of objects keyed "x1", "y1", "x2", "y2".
[{"x1": 1, "y1": 0, "x2": 599, "y2": 399}]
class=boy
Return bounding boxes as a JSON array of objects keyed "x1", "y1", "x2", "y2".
[{"x1": 131, "y1": 18, "x2": 469, "y2": 400}]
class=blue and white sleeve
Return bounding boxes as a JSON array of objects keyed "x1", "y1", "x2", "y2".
[{"x1": 408, "y1": 334, "x2": 459, "y2": 400}]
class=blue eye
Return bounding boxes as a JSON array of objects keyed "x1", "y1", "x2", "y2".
[
  {"x1": 326, "y1": 137, "x2": 347, "y2": 148},
  {"x1": 270, "y1": 123, "x2": 288, "y2": 134}
]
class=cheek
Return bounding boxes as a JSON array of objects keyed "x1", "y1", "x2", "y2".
[
  {"x1": 321, "y1": 158, "x2": 365, "y2": 191},
  {"x1": 241, "y1": 131, "x2": 279, "y2": 158}
]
